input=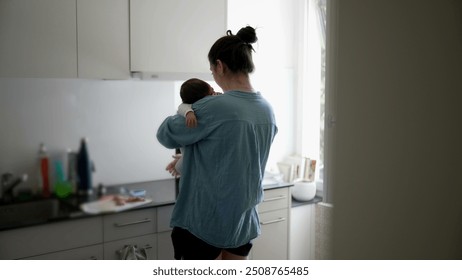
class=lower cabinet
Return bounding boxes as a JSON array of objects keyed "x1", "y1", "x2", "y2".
[
  {"x1": 0, "y1": 207, "x2": 161, "y2": 260},
  {"x1": 251, "y1": 187, "x2": 291, "y2": 260},
  {"x1": 289, "y1": 203, "x2": 315, "y2": 260},
  {"x1": 0, "y1": 216, "x2": 103, "y2": 260},
  {"x1": 0, "y1": 188, "x2": 292, "y2": 260},
  {"x1": 103, "y1": 207, "x2": 157, "y2": 260}
]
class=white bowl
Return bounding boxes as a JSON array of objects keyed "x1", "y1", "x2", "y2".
[{"x1": 292, "y1": 180, "x2": 316, "y2": 201}]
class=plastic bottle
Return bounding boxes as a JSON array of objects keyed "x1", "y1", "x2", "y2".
[
  {"x1": 77, "y1": 138, "x2": 93, "y2": 196},
  {"x1": 38, "y1": 143, "x2": 51, "y2": 197}
]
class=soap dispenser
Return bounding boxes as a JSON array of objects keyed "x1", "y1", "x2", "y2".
[{"x1": 77, "y1": 138, "x2": 93, "y2": 196}]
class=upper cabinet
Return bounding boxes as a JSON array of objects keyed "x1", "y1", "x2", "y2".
[
  {"x1": 0, "y1": 0, "x2": 130, "y2": 79},
  {"x1": 0, "y1": 0, "x2": 77, "y2": 78},
  {"x1": 130, "y1": 0, "x2": 227, "y2": 80},
  {"x1": 0, "y1": 0, "x2": 226, "y2": 80},
  {"x1": 77, "y1": 0, "x2": 130, "y2": 79}
]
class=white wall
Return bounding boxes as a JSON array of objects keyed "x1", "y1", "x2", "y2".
[
  {"x1": 329, "y1": 0, "x2": 462, "y2": 259},
  {"x1": 0, "y1": 78, "x2": 176, "y2": 190}
]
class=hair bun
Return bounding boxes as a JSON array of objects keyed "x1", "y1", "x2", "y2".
[{"x1": 236, "y1": 26, "x2": 258, "y2": 44}]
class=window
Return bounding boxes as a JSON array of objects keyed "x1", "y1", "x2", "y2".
[{"x1": 296, "y1": 0, "x2": 326, "y2": 183}]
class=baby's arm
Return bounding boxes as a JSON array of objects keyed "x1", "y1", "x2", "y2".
[{"x1": 177, "y1": 103, "x2": 197, "y2": 128}]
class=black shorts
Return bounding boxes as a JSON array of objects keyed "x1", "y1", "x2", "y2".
[{"x1": 171, "y1": 227, "x2": 253, "y2": 260}]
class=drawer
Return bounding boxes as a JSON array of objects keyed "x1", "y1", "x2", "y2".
[
  {"x1": 157, "y1": 204, "x2": 174, "y2": 232},
  {"x1": 23, "y1": 244, "x2": 103, "y2": 260},
  {"x1": 104, "y1": 233, "x2": 157, "y2": 260},
  {"x1": 104, "y1": 208, "x2": 156, "y2": 242},
  {"x1": 0, "y1": 216, "x2": 103, "y2": 260},
  {"x1": 258, "y1": 188, "x2": 290, "y2": 213},
  {"x1": 253, "y1": 208, "x2": 289, "y2": 260}
]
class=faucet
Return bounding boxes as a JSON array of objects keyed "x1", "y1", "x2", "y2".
[{"x1": 1, "y1": 173, "x2": 28, "y2": 203}]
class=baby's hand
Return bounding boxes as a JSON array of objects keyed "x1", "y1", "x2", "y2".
[
  {"x1": 166, "y1": 154, "x2": 181, "y2": 176},
  {"x1": 186, "y1": 111, "x2": 198, "y2": 128}
]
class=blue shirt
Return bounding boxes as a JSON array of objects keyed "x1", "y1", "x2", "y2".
[{"x1": 156, "y1": 90, "x2": 278, "y2": 248}]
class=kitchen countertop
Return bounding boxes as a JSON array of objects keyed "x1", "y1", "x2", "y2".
[
  {"x1": 0, "y1": 178, "x2": 293, "y2": 231},
  {"x1": 292, "y1": 195, "x2": 323, "y2": 207}
]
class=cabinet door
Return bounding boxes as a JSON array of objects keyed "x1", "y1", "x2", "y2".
[
  {"x1": 289, "y1": 204, "x2": 315, "y2": 259},
  {"x1": 157, "y1": 231, "x2": 174, "y2": 260},
  {"x1": 130, "y1": 0, "x2": 227, "y2": 78},
  {"x1": 77, "y1": 0, "x2": 130, "y2": 79},
  {"x1": 0, "y1": 0, "x2": 77, "y2": 78},
  {"x1": 104, "y1": 233, "x2": 157, "y2": 260},
  {"x1": 252, "y1": 208, "x2": 289, "y2": 260}
]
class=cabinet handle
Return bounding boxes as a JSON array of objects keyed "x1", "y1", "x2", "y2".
[
  {"x1": 89, "y1": 256, "x2": 98, "y2": 260},
  {"x1": 114, "y1": 218, "x2": 151, "y2": 227},
  {"x1": 263, "y1": 195, "x2": 287, "y2": 202},
  {"x1": 260, "y1": 217, "x2": 286, "y2": 225}
]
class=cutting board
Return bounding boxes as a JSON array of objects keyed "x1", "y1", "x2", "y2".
[{"x1": 80, "y1": 197, "x2": 153, "y2": 214}]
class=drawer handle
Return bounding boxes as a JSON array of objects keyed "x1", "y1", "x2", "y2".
[
  {"x1": 114, "y1": 218, "x2": 152, "y2": 227},
  {"x1": 260, "y1": 217, "x2": 286, "y2": 225},
  {"x1": 263, "y1": 195, "x2": 287, "y2": 202}
]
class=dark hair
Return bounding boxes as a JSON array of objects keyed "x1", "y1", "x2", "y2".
[
  {"x1": 180, "y1": 78, "x2": 210, "y2": 104},
  {"x1": 208, "y1": 26, "x2": 258, "y2": 74}
]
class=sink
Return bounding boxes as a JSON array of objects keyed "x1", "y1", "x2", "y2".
[{"x1": 0, "y1": 199, "x2": 63, "y2": 228}]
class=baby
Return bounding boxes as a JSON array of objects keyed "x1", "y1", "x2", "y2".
[
  {"x1": 166, "y1": 78, "x2": 218, "y2": 176},
  {"x1": 178, "y1": 78, "x2": 216, "y2": 128}
]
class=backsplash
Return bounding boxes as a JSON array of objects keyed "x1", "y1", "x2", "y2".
[{"x1": 0, "y1": 78, "x2": 176, "y2": 191}]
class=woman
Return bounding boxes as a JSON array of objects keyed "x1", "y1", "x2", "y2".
[{"x1": 157, "y1": 26, "x2": 278, "y2": 260}]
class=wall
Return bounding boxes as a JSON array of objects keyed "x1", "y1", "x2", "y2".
[
  {"x1": 329, "y1": 0, "x2": 462, "y2": 259},
  {"x1": 0, "y1": 78, "x2": 177, "y2": 191}
]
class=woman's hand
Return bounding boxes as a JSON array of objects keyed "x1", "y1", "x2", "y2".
[
  {"x1": 185, "y1": 111, "x2": 198, "y2": 128},
  {"x1": 166, "y1": 154, "x2": 181, "y2": 176}
]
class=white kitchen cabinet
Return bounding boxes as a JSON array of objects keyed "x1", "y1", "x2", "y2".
[
  {"x1": 289, "y1": 203, "x2": 315, "y2": 259},
  {"x1": 77, "y1": 0, "x2": 130, "y2": 79},
  {"x1": 0, "y1": 0, "x2": 129, "y2": 79},
  {"x1": 0, "y1": 216, "x2": 103, "y2": 260},
  {"x1": 252, "y1": 187, "x2": 291, "y2": 260},
  {"x1": 102, "y1": 207, "x2": 157, "y2": 259},
  {"x1": 130, "y1": 0, "x2": 227, "y2": 79},
  {"x1": 0, "y1": 0, "x2": 77, "y2": 78}
]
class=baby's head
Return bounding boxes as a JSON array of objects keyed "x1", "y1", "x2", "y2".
[{"x1": 180, "y1": 78, "x2": 215, "y2": 104}]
